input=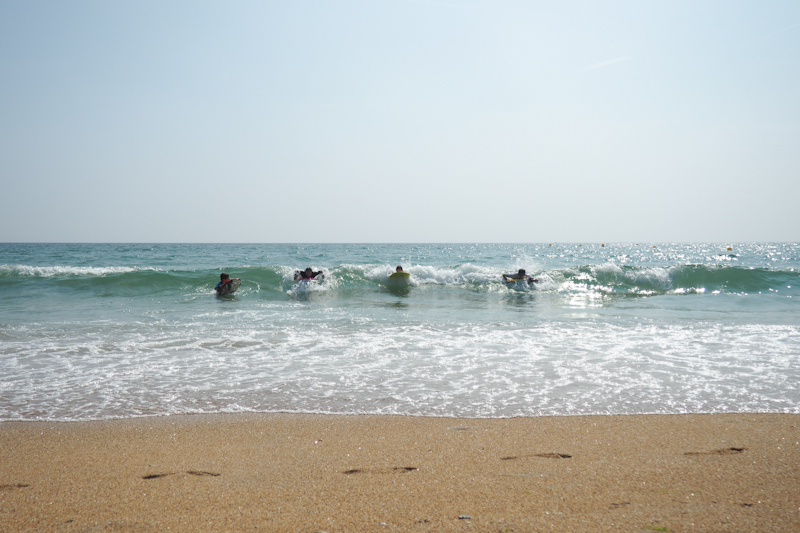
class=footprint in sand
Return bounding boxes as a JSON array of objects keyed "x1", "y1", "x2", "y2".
[
  {"x1": 342, "y1": 466, "x2": 418, "y2": 475},
  {"x1": 142, "y1": 470, "x2": 221, "y2": 480},
  {"x1": 500, "y1": 453, "x2": 572, "y2": 460},
  {"x1": 0, "y1": 483, "x2": 30, "y2": 490},
  {"x1": 142, "y1": 473, "x2": 175, "y2": 479},
  {"x1": 684, "y1": 447, "x2": 745, "y2": 456}
]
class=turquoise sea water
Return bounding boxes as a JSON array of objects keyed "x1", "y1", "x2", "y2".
[{"x1": 1, "y1": 243, "x2": 798, "y2": 421}]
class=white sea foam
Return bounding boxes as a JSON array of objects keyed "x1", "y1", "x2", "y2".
[
  {"x1": 400, "y1": 263, "x2": 505, "y2": 285},
  {"x1": 4, "y1": 264, "x2": 151, "y2": 277},
  {"x1": 3, "y1": 313, "x2": 798, "y2": 421}
]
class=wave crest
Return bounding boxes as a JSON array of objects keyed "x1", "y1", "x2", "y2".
[{"x1": 2, "y1": 262, "x2": 796, "y2": 297}]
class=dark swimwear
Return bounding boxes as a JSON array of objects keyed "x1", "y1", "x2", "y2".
[{"x1": 295, "y1": 270, "x2": 323, "y2": 281}]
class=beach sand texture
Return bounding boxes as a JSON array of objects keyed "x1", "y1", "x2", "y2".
[{"x1": 1, "y1": 413, "x2": 798, "y2": 531}]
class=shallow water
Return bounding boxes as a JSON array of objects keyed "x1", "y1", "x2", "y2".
[{"x1": 1, "y1": 243, "x2": 798, "y2": 420}]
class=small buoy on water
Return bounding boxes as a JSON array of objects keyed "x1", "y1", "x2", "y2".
[
  {"x1": 727, "y1": 247, "x2": 732, "y2": 251},
  {"x1": 653, "y1": 245, "x2": 657, "y2": 248},
  {"x1": 601, "y1": 243, "x2": 605, "y2": 247}
]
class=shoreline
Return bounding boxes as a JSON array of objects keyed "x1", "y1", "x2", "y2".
[{"x1": 2, "y1": 413, "x2": 798, "y2": 531}]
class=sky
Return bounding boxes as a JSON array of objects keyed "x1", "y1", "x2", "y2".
[{"x1": 1, "y1": 0, "x2": 798, "y2": 243}]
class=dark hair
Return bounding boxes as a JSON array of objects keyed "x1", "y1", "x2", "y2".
[
  {"x1": 518, "y1": 269, "x2": 526, "y2": 275},
  {"x1": 220, "y1": 273, "x2": 230, "y2": 280},
  {"x1": 396, "y1": 265, "x2": 403, "y2": 271}
]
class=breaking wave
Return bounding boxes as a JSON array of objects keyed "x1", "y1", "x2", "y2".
[{"x1": 1, "y1": 262, "x2": 796, "y2": 298}]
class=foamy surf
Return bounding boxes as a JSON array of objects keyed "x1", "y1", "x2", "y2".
[{"x1": 1, "y1": 242, "x2": 798, "y2": 421}]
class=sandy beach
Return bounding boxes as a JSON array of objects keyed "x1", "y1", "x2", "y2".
[{"x1": 1, "y1": 413, "x2": 798, "y2": 531}]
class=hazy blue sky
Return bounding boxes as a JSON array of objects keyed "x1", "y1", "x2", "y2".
[{"x1": 1, "y1": 1, "x2": 798, "y2": 243}]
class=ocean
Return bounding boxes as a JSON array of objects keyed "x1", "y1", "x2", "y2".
[{"x1": 1, "y1": 243, "x2": 798, "y2": 421}]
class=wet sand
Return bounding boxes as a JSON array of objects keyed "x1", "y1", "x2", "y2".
[{"x1": 1, "y1": 413, "x2": 798, "y2": 531}]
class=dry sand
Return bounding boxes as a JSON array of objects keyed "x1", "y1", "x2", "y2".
[{"x1": 1, "y1": 413, "x2": 798, "y2": 532}]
